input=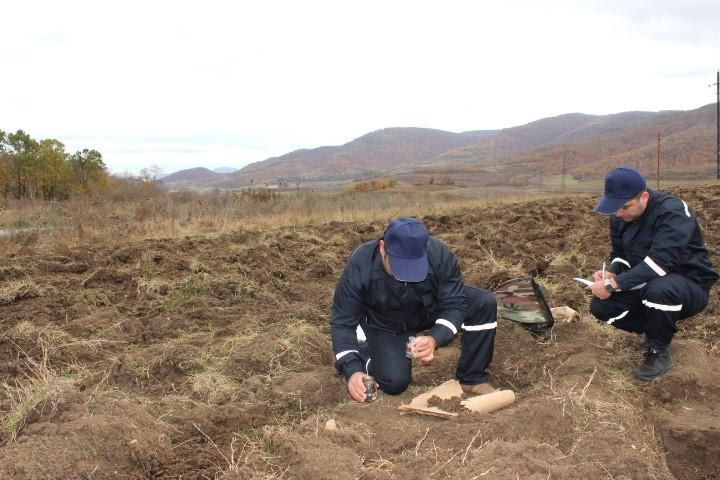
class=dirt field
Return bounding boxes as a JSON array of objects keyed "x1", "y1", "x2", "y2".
[{"x1": 1, "y1": 185, "x2": 719, "y2": 479}]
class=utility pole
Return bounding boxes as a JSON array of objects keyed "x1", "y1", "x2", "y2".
[
  {"x1": 493, "y1": 137, "x2": 497, "y2": 169},
  {"x1": 560, "y1": 154, "x2": 566, "y2": 193},
  {"x1": 658, "y1": 133, "x2": 660, "y2": 190},
  {"x1": 715, "y1": 71, "x2": 719, "y2": 180}
]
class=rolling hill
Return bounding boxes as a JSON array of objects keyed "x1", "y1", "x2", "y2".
[
  {"x1": 215, "y1": 127, "x2": 498, "y2": 187},
  {"x1": 160, "y1": 167, "x2": 221, "y2": 183},
  {"x1": 160, "y1": 103, "x2": 718, "y2": 190},
  {"x1": 161, "y1": 128, "x2": 497, "y2": 189}
]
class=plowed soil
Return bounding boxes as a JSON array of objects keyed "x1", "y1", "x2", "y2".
[{"x1": 1, "y1": 186, "x2": 719, "y2": 479}]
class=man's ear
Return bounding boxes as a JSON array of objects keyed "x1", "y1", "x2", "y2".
[{"x1": 379, "y1": 239, "x2": 385, "y2": 255}]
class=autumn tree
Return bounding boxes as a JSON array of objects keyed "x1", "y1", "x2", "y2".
[
  {"x1": 0, "y1": 130, "x2": 8, "y2": 198},
  {"x1": 139, "y1": 164, "x2": 163, "y2": 183},
  {"x1": 70, "y1": 148, "x2": 107, "y2": 192},
  {"x1": 37, "y1": 139, "x2": 73, "y2": 199},
  {"x1": 5, "y1": 130, "x2": 39, "y2": 198}
]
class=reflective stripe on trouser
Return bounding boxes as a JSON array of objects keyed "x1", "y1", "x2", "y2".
[
  {"x1": 359, "y1": 285, "x2": 497, "y2": 395},
  {"x1": 456, "y1": 286, "x2": 497, "y2": 385},
  {"x1": 590, "y1": 274, "x2": 709, "y2": 347}
]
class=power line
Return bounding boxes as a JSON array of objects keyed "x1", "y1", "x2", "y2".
[
  {"x1": 657, "y1": 133, "x2": 660, "y2": 190},
  {"x1": 712, "y1": 71, "x2": 720, "y2": 181}
]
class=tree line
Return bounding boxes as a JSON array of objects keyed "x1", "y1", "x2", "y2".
[{"x1": 0, "y1": 129, "x2": 109, "y2": 200}]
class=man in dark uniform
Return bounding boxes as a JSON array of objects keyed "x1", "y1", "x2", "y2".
[
  {"x1": 589, "y1": 166, "x2": 718, "y2": 380},
  {"x1": 330, "y1": 217, "x2": 497, "y2": 402}
]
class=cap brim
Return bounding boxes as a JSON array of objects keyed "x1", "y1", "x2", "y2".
[
  {"x1": 594, "y1": 195, "x2": 629, "y2": 215},
  {"x1": 388, "y1": 254, "x2": 428, "y2": 282}
]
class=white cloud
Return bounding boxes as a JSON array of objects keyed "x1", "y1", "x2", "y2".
[{"x1": 1, "y1": 0, "x2": 718, "y2": 174}]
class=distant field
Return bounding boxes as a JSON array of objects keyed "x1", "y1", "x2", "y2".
[{"x1": 2, "y1": 176, "x2": 718, "y2": 250}]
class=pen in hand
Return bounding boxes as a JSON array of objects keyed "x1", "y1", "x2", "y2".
[{"x1": 601, "y1": 260, "x2": 606, "y2": 280}]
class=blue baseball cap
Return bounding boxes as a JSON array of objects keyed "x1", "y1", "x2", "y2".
[
  {"x1": 384, "y1": 217, "x2": 429, "y2": 282},
  {"x1": 594, "y1": 166, "x2": 646, "y2": 214}
]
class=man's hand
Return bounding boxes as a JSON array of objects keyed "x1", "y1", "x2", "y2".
[
  {"x1": 347, "y1": 372, "x2": 367, "y2": 403},
  {"x1": 589, "y1": 277, "x2": 620, "y2": 300},
  {"x1": 589, "y1": 280, "x2": 611, "y2": 299},
  {"x1": 411, "y1": 335, "x2": 437, "y2": 363},
  {"x1": 593, "y1": 270, "x2": 617, "y2": 282}
]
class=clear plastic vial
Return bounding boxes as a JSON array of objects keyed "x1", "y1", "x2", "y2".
[
  {"x1": 363, "y1": 375, "x2": 378, "y2": 402},
  {"x1": 406, "y1": 335, "x2": 417, "y2": 359}
]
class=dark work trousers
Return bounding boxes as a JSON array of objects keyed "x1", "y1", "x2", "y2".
[
  {"x1": 358, "y1": 285, "x2": 497, "y2": 395},
  {"x1": 590, "y1": 274, "x2": 709, "y2": 348}
]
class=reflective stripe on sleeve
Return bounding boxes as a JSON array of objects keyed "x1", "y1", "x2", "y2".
[
  {"x1": 642, "y1": 299, "x2": 682, "y2": 312},
  {"x1": 611, "y1": 257, "x2": 631, "y2": 268},
  {"x1": 356, "y1": 325, "x2": 366, "y2": 342},
  {"x1": 336, "y1": 350, "x2": 359, "y2": 361},
  {"x1": 435, "y1": 318, "x2": 458, "y2": 335},
  {"x1": 681, "y1": 200, "x2": 690, "y2": 218},
  {"x1": 607, "y1": 310, "x2": 628, "y2": 325},
  {"x1": 461, "y1": 322, "x2": 498, "y2": 331},
  {"x1": 644, "y1": 256, "x2": 667, "y2": 276}
]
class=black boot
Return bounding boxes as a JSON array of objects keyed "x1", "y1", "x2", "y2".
[
  {"x1": 638, "y1": 335, "x2": 651, "y2": 350},
  {"x1": 634, "y1": 347, "x2": 674, "y2": 381}
]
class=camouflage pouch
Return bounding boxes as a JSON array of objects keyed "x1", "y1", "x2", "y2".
[{"x1": 494, "y1": 277, "x2": 554, "y2": 337}]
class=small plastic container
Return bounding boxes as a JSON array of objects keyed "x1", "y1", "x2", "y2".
[
  {"x1": 363, "y1": 375, "x2": 378, "y2": 402},
  {"x1": 405, "y1": 335, "x2": 417, "y2": 359}
]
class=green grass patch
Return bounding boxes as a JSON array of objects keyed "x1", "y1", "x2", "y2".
[
  {"x1": 1, "y1": 384, "x2": 46, "y2": 441},
  {"x1": 164, "y1": 274, "x2": 209, "y2": 311}
]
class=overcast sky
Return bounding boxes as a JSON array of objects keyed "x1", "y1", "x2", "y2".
[{"x1": 2, "y1": 0, "x2": 719, "y2": 174}]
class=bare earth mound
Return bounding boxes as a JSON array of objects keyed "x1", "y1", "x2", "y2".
[{"x1": 1, "y1": 185, "x2": 718, "y2": 479}]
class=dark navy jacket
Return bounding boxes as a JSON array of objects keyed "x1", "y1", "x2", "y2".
[
  {"x1": 608, "y1": 189, "x2": 718, "y2": 291},
  {"x1": 330, "y1": 237, "x2": 466, "y2": 379}
]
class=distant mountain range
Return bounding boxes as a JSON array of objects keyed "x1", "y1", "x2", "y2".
[
  {"x1": 160, "y1": 103, "x2": 718, "y2": 190},
  {"x1": 213, "y1": 167, "x2": 238, "y2": 174},
  {"x1": 161, "y1": 167, "x2": 238, "y2": 182},
  {"x1": 161, "y1": 167, "x2": 221, "y2": 183},
  {"x1": 427, "y1": 105, "x2": 716, "y2": 180}
]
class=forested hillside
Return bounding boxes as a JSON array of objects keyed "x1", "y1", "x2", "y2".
[{"x1": 428, "y1": 104, "x2": 717, "y2": 179}]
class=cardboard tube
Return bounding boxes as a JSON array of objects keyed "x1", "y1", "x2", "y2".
[
  {"x1": 551, "y1": 305, "x2": 579, "y2": 323},
  {"x1": 460, "y1": 390, "x2": 515, "y2": 414}
]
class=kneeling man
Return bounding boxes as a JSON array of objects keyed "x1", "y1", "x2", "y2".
[{"x1": 330, "y1": 217, "x2": 497, "y2": 402}]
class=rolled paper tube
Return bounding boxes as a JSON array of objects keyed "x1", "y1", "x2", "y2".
[
  {"x1": 551, "y1": 306, "x2": 579, "y2": 323},
  {"x1": 460, "y1": 390, "x2": 515, "y2": 414}
]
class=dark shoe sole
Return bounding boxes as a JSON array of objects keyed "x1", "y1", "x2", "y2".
[
  {"x1": 633, "y1": 360, "x2": 675, "y2": 381},
  {"x1": 460, "y1": 383, "x2": 496, "y2": 395}
]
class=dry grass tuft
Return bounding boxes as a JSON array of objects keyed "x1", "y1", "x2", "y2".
[
  {"x1": 217, "y1": 328, "x2": 262, "y2": 358},
  {"x1": 0, "y1": 348, "x2": 74, "y2": 442},
  {"x1": 0, "y1": 281, "x2": 42, "y2": 305},
  {"x1": 481, "y1": 247, "x2": 527, "y2": 284},
  {"x1": 188, "y1": 369, "x2": 239, "y2": 403},
  {"x1": 6, "y1": 321, "x2": 73, "y2": 349},
  {"x1": 136, "y1": 278, "x2": 170, "y2": 299},
  {"x1": 267, "y1": 321, "x2": 326, "y2": 378},
  {"x1": 191, "y1": 424, "x2": 290, "y2": 479},
  {"x1": 358, "y1": 451, "x2": 396, "y2": 478}
]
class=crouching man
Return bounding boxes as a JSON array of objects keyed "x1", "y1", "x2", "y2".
[
  {"x1": 330, "y1": 217, "x2": 497, "y2": 402},
  {"x1": 589, "y1": 166, "x2": 718, "y2": 380}
]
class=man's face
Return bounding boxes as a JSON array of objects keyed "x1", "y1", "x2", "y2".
[
  {"x1": 615, "y1": 191, "x2": 649, "y2": 222},
  {"x1": 379, "y1": 240, "x2": 394, "y2": 276}
]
